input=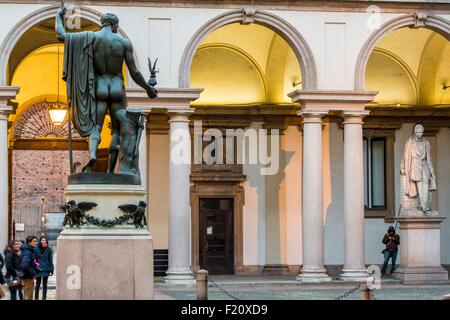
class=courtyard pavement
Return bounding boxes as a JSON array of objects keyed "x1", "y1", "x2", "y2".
[
  {"x1": 153, "y1": 276, "x2": 450, "y2": 300},
  {"x1": 2, "y1": 274, "x2": 450, "y2": 300},
  {"x1": 2, "y1": 252, "x2": 449, "y2": 300}
]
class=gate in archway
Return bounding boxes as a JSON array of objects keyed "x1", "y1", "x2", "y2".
[{"x1": 12, "y1": 202, "x2": 42, "y2": 240}]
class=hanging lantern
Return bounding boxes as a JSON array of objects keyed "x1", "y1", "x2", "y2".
[{"x1": 48, "y1": 103, "x2": 67, "y2": 126}]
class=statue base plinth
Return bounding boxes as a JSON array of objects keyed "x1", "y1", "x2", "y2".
[
  {"x1": 392, "y1": 215, "x2": 448, "y2": 283},
  {"x1": 68, "y1": 172, "x2": 141, "y2": 185},
  {"x1": 56, "y1": 184, "x2": 153, "y2": 300}
]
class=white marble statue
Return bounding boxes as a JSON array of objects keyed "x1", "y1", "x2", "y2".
[{"x1": 400, "y1": 124, "x2": 437, "y2": 212}]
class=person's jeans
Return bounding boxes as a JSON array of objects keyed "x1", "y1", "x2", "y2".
[
  {"x1": 381, "y1": 250, "x2": 398, "y2": 275},
  {"x1": 10, "y1": 288, "x2": 23, "y2": 300},
  {"x1": 35, "y1": 276, "x2": 48, "y2": 300}
]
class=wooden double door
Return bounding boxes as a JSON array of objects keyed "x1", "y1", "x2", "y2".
[{"x1": 199, "y1": 198, "x2": 234, "y2": 274}]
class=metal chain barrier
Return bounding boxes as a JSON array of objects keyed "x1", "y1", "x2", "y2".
[
  {"x1": 334, "y1": 284, "x2": 361, "y2": 300},
  {"x1": 208, "y1": 276, "x2": 241, "y2": 300}
]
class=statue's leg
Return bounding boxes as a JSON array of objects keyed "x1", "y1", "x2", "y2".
[
  {"x1": 108, "y1": 122, "x2": 120, "y2": 173},
  {"x1": 108, "y1": 104, "x2": 126, "y2": 173},
  {"x1": 82, "y1": 129, "x2": 100, "y2": 172},
  {"x1": 419, "y1": 168, "x2": 432, "y2": 211},
  {"x1": 417, "y1": 180, "x2": 427, "y2": 211},
  {"x1": 108, "y1": 79, "x2": 127, "y2": 173},
  {"x1": 423, "y1": 180, "x2": 431, "y2": 211},
  {"x1": 82, "y1": 100, "x2": 108, "y2": 172}
]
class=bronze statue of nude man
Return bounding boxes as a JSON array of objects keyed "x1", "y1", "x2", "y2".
[{"x1": 56, "y1": 1, "x2": 157, "y2": 173}]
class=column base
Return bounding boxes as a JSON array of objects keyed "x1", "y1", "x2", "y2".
[
  {"x1": 392, "y1": 266, "x2": 448, "y2": 282},
  {"x1": 164, "y1": 270, "x2": 195, "y2": 285},
  {"x1": 339, "y1": 268, "x2": 369, "y2": 282},
  {"x1": 296, "y1": 268, "x2": 332, "y2": 283}
]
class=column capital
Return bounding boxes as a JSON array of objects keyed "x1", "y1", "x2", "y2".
[
  {"x1": 167, "y1": 108, "x2": 195, "y2": 123},
  {"x1": 341, "y1": 110, "x2": 371, "y2": 125},
  {"x1": 298, "y1": 109, "x2": 328, "y2": 123},
  {"x1": 0, "y1": 105, "x2": 13, "y2": 120},
  {"x1": 0, "y1": 86, "x2": 20, "y2": 119}
]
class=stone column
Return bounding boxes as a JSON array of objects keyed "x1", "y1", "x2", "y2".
[
  {"x1": 297, "y1": 110, "x2": 331, "y2": 283},
  {"x1": 340, "y1": 110, "x2": 370, "y2": 281},
  {"x1": 0, "y1": 106, "x2": 11, "y2": 252},
  {"x1": 0, "y1": 87, "x2": 19, "y2": 253},
  {"x1": 165, "y1": 108, "x2": 195, "y2": 284}
]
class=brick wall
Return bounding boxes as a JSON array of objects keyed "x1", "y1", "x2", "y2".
[{"x1": 12, "y1": 150, "x2": 90, "y2": 212}]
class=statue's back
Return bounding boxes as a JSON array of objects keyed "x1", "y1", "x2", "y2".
[{"x1": 92, "y1": 31, "x2": 127, "y2": 78}]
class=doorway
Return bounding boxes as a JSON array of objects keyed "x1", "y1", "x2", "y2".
[{"x1": 199, "y1": 198, "x2": 234, "y2": 274}]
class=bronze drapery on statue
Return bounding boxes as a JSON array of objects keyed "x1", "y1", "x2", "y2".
[{"x1": 62, "y1": 32, "x2": 97, "y2": 137}]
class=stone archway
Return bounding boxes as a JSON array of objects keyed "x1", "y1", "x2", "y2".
[
  {"x1": 179, "y1": 8, "x2": 318, "y2": 90},
  {"x1": 0, "y1": 4, "x2": 137, "y2": 86},
  {"x1": 354, "y1": 13, "x2": 450, "y2": 90}
]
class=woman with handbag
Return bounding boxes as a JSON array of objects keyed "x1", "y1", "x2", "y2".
[
  {"x1": 4, "y1": 240, "x2": 24, "y2": 300},
  {"x1": 34, "y1": 236, "x2": 54, "y2": 300}
]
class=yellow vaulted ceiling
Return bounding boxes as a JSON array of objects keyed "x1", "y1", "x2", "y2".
[
  {"x1": 366, "y1": 27, "x2": 450, "y2": 107},
  {"x1": 9, "y1": 44, "x2": 118, "y2": 148},
  {"x1": 190, "y1": 23, "x2": 302, "y2": 106}
]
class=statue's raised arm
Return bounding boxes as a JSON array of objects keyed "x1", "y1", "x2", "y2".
[
  {"x1": 124, "y1": 41, "x2": 157, "y2": 99},
  {"x1": 56, "y1": 0, "x2": 67, "y2": 42}
]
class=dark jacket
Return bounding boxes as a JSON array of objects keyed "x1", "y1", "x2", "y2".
[
  {"x1": 35, "y1": 246, "x2": 54, "y2": 277},
  {"x1": 383, "y1": 233, "x2": 400, "y2": 252},
  {"x1": 0, "y1": 252, "x2": 5, "y2": 285},
  {"x1": 4, "y1": 248, "x2": 22, "y2": 280},
  {"x1": 20, "y1": 244, "x2": 38, "y2": 279}
]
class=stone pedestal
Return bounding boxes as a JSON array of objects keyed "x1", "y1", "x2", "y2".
[
  {"x1": 392, "y1": 214, "x2": 448, "y2": 282},
  {"x1": 56, "y1": 184, "x2": 154, "y2": 300}
]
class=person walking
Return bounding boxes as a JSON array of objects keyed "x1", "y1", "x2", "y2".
[
  {"x1": 381, "y1": 226, "x2": 400, "y2": 276},
  {"x1": 4, "y1": 240, "x2": 24, "y2": 300},
  {"x1": 34, "y1": 236, "x2": 54, "y2": 300},
  {"x1": 20, "y1": 236, "x2": 39, "y2": 300}
]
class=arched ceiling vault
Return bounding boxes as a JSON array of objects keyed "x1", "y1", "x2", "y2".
[
  {"x1": 365, "y1": 27, "x2": 450, "y2": 107},
  {"x1": 7, "y1": 17, "x2": 99, "y2": 85},
  {"x1": 190, "y1": 22, "x2": 301, "y2": 106},
  {"x1": 418, "y1": 32, "x2": 450, "y2": 106}
]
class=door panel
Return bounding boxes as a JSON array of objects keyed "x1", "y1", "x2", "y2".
[{"x1": 199, "y1": 198, "x2": 234, "y2": 274}]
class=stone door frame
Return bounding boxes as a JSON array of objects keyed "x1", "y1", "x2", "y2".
[{"x1": 190, "y1": 164, "x2": 245, "y2": 274}]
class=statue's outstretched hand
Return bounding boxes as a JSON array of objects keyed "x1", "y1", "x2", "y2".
[
  {"x1": 400, "y1": 168, "x2": 406, "y2": 175},
  {"x1": 147, "y1": 86, "x2": 157, "y2": 99},
  {"x1": 57, "y1": 6, "x2": 66, "y2": 18}
]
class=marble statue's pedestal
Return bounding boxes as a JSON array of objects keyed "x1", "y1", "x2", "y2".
[
  {"x1": 56, "y1": 183, "x2": 154, "y2": 300},
  {"x1": 392, "y1": 211, "x2": 448, "y2": 282}
]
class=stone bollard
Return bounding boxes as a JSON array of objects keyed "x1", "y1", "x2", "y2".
[
  {"x1": 196, "y1": 269, "x2": 208, "y2": 300},
  {"x1": 360, "y1": 283, "x2": 373, "y2": 300},
  {"x1": 443, "y1": 294, "x2": 450, "y2": 300}
]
